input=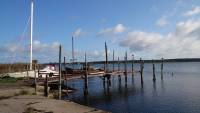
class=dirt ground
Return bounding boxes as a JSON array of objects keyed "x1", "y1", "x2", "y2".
[
  {"x1": 0, "y1": 78, "x2": 110, "y2": 113},
  {"x1": 0, "y1": 95, "x2": 109, "y2": 113}
]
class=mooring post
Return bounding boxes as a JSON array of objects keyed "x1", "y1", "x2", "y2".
[
  {"x1": 117, "y1": 57, "x2": 121, "y2": 82},
  {"x1": 64, "y1": 57, "x2": 66, "y2": 80},
  {"x1": 34, "y1": 64, "x2": 37, "y2": 94},
  {"x1": 45, "y1": 74, "x2": 48, "y2": 97},
  {"x1": 104, "y1": 42, "x2": 109, "y2": 85},
  {"x1": 37, "y1": 64, "x2": 40, "y2": 78},
  {"x1": 105, "y1": 42, "x2": 108, "y2": 73},
  {"x1": 113, "y1": 50, "x2": 115, "y2": 72},
  {"x1": 58, "y1": 45, "x2": 62, "y2": 100},
  {"x1": 124, "y1": 52, "x2": 128, "y2": 84},
  {"x1": 132, "y1": 54, "x2": 134, "y2": 76},
  {"x1": 63, "y1": 56, "x2": 68, "y2": 96},
  {"x1": 84, "y1": 52, "x2": 88, "y2": 95},
  {"x1": 118, "y1": 57, "x2": 120, "y2": 72},
  {"x1": 161, "y1": 58, "x2": 164, "y2": 80},
  {"x1": 140, "y1": 58, "x2": 144, "y2": 84},
  {"x1": 112, "y1": 50, "x2": 115, "y2": 82},
  {"x1": 26, "y1": 64, "x2": 29, "y2": 77},
  {"x1": 152, "y1": 60, "x2": 156, "y2": 82},
  {"x1": 72, "y1": 36, "x2": 75, "y2": 75}
]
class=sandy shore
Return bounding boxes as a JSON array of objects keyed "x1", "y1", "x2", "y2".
[
  {"x1": 0, "y1": 78, "x2": 110, "y2": 113},
  {"x1": 0, "y1": 95, "x2": 109, "y2": 113}
]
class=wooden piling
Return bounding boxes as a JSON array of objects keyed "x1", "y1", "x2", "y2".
[
  {"x1": 58, "y1": 45, "x2": 62, "y2": 100},
  {"x1": 37, "y1": 64, "x2": 40, "y2": 78},
  {"x1": 63, "y1": 56, "x2": 68, "y2": 96},
  {"x1": 26, "y1": 64, "x2": 29, "y2": 77},
  {"x1": 104, "y1": 42, "x2": 110, "y2": 85},
  {"x1": 113, "y1": 50, "x2": 115, "y2": 72},
  {"x1": 124, "y1": 52, "x2": 128, "y2": 84},
  {"x1": 84, "y1": 52, "x2": 88, "y2": 95},
  {"x1": 132, "y1": 54, "x2": 134, "y2": 76},
  {"x1": 161, "y1": 58, "x2": 164, "y2": 80},
  {"x1": 45, "y1": 74, "x2": 48, "y2": 97},
  {"x1": 117, "y1": 57, "x2": 121, "y2": 82},
  {"x1": 117, "y1": 57, "x2": 120, "y2": 72},
  {"x1": 105, "y1": 42, "x2": 108, "y2": 73},
  {"x1": 152, "y1": 60, "x2": 156, "y2": 82},
  {"x1": 34, "y1": 64, "x2": 37, "y2": 94},
  {"x1": 72, "y1": 36, "x2": 75, "y2": 71},
  {"x1": 64, "y1": 57, "x2": 66, "y2": 79},
  {"x1": 140, "y1": 58, "x2": 144, "y2": 84}
]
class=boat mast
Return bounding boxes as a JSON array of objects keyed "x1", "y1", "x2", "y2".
[{"x1": 30, "y1": 0, "x2": 34, "y2": 70}]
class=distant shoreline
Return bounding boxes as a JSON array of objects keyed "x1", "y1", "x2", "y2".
[
  {"x1": 89, "y1": 58, "x2": 200, "y2": 64},
  {"x1": 1, "y1": 58, "x2": 200, "y2": 65},
  {"x1": 45, "y1": 58, "x2": 200, "y2": 65}
]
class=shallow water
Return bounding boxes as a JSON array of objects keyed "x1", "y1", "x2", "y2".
[{"x1": 64, "y1": 62, "x2": 200, "y2": 113}]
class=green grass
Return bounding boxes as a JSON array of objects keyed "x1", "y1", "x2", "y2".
[{"x1": 0, "y1": 76, "x2": 20, "y2": 83}]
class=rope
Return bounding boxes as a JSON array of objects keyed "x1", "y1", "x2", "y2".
[{"x1": 9, "y1": 16, "x2": 31, "y2": 64}]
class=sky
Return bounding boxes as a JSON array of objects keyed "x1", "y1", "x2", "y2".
[{"x1": 1, "y1": 0, "x2": 200, "y2": 63}]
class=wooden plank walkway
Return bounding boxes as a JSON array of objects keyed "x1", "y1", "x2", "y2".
[{"x1": 35, "y1": 70, "x2": 138, "y2": 85}]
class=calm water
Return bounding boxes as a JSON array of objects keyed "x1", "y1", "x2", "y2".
[{"x1": 64, "y1": 62, "x2": 200, "y2": 113}]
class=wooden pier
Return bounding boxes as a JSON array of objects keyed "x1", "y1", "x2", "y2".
[{"x1": 35, "y1": 70, "x2": 137, "y2": 85}]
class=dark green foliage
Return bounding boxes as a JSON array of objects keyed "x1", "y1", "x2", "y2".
[{"x1": 0, "y1": 76, "x2": 17, "y2": 83}]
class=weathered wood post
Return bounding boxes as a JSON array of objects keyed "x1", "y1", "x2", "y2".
[
  {"x1": 26, "y1": 64, "x2": 29, "y2": 77},
  {"x1": 132, "y1": 54, "x2": 134, "y2": 76},
  {"x1": 58, "y1": 45, "x2": 62, "y2": 100},
  {"x1": 72, "y1": 36, "x2": 75, "y2": 75},
  {"x1": 152, "y1": 60, "x2": 156, "y2": 82},
  {"x1": 45, "y1": 74, "x2": 48, "y2": 97},
  {"x1": 105, "y1": 42, "x2": 108, "y2": 73},
  {"x1": 84, "y1": 52, "x2": 88, "y2": 95},
  {"x1": 63, "y1": 56, "x2": 68, "y2": 96},
  {"x1": 34, "y1": 64, "x2": 37, "y2": 94},
  {"x1": 64, "y1": 57, "x2": 66, "y2": 80},
  {"x1": 161, "y1": 58, "x2": 164, "y2": 80},
  {"x1": 118, "y1": 57, "x2": 120, "y2": 72},
  {"x1": 104, "y1": 42, "x2": 111, "y2": 85},
  {"x1": 112, "y1": 50, "x2": 115, "y2": 83},
  {"x1": 37, "y1": 64, "x2": 40, "y2": 78},
  {"x1": 117, "y1": 57, "x2": 121, "y2": 82},
  {"x1": 124, "y1": 52, "x2": 128, "y2": 84},
  {"x1": 113, "y1": 50, "x2": 115, "y2": 72},
  {"x1": 140, "y1": 58, "x2": 144, "y2": 84}
]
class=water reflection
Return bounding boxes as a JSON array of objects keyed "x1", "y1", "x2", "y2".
[
  {"x1": 83, "y1": 91, "x2": 89, "y2": 105},
  {"x1": 153, "y1": 81, "x2": 157, "y2": 96},
  {"x1": 161, "y1": 79, "x2": 165, "y2": 94},
  {"x1": 118, "y1": 76, "x2": 122, "y2": 94},
  {"x1": 65, "y1": 62, "x2": 200, "y2": 113},
  {"x1": 132, "y1": 74, "x2": 134, "y2": 85}
]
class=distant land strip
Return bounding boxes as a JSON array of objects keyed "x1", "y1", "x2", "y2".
[{"x1": 45, "y1": 58, "x2": 200, "y2": 65}]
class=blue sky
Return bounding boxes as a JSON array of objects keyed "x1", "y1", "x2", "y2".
[{"x1": 1, "y1": 0, "x2": 200, "y2": 63}]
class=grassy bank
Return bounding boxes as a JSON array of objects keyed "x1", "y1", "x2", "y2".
[{"x1": 0, "y1": 76, "x2": 19, "y2": 83}]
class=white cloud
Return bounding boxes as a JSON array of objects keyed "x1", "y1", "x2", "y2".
[
  {"x1": 0, "y1": 40, "x2": 60, "y2": 63},
  {"x1": 94, "y1": 50, "x2": 100, "y2": 57},
  {"x1": 73, "y1": 28, "x2": 83, "y2": 37},
  {"x1": 183, "y1": 6, "x2": 200, "y2": 16},
  {"x1": 156, "y1": 16, "x2": 169, "y2": 27},
  {"x1": 175, "y1": 19, "x2": 200, "y2": 37},
  {"x1": 98, "y1": 24, "x2": 126, "y2": 36},
  {"x1": 119, "y1": 19, "x2": 200, "y2": 59},
  {"x1": 114, "y1": 24, "x2": 125, "y2": 33},
  {"x1": 32, "y1": 40, "x2": 60, "y2": 52}
]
